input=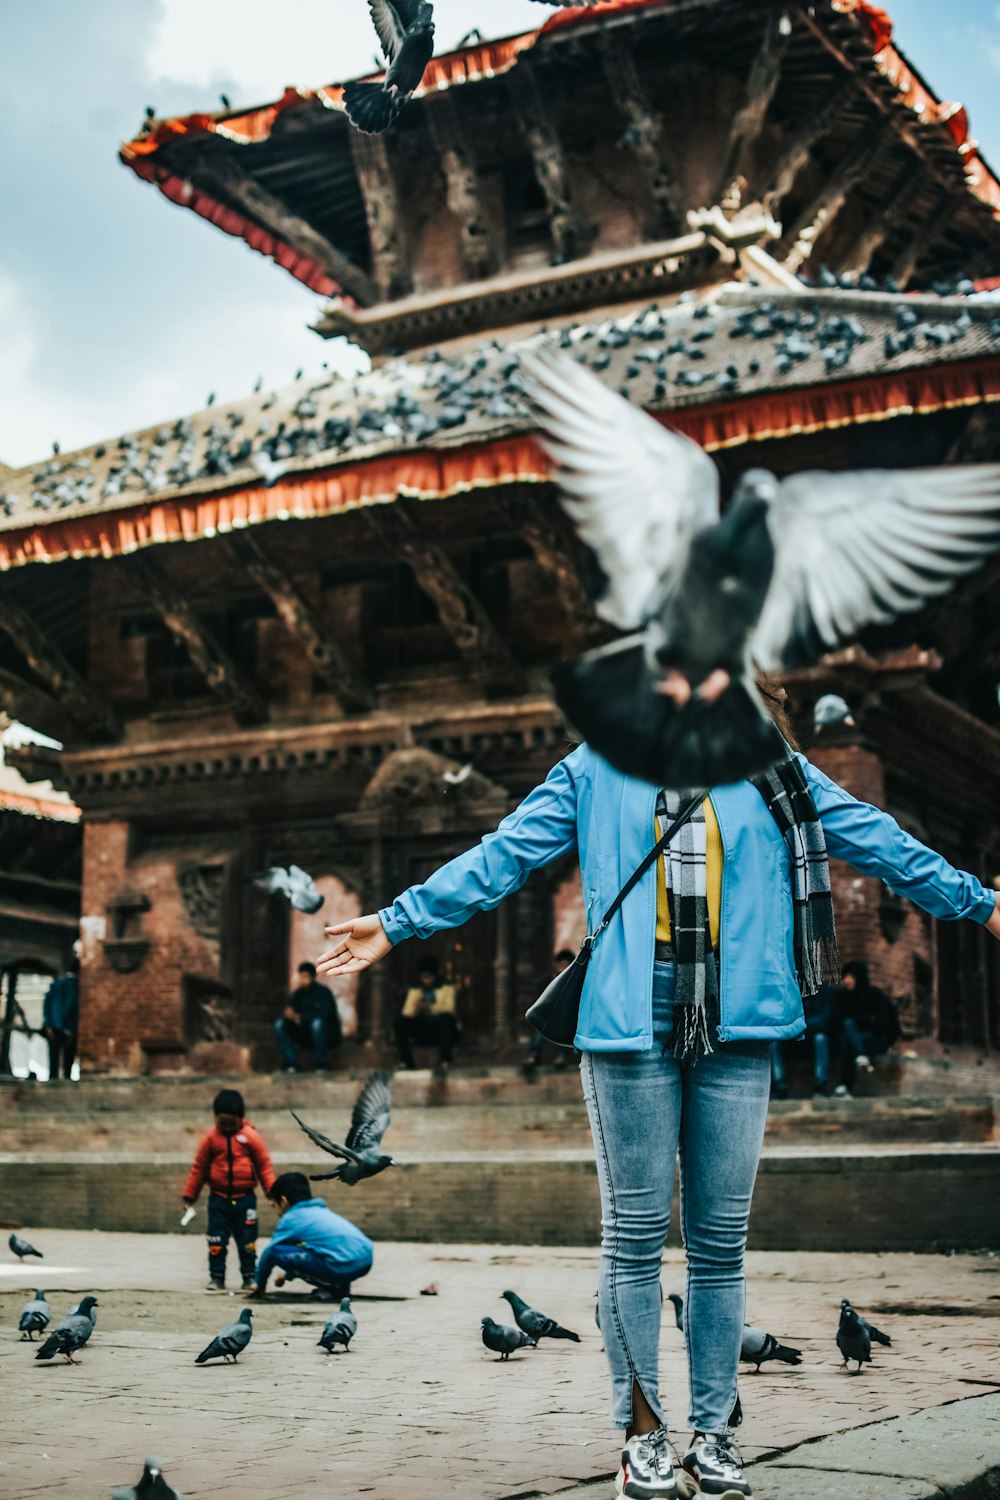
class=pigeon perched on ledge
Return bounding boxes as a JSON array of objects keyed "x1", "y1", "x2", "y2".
[{"x1": 344, "y1": 2, "x2": 435, "y2": 134}]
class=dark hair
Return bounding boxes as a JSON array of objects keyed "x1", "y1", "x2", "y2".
[
  {"x1": 416, "y1": 955, "x2": 439, "y2": 978},
  {"x1": 213, "y1": 1088, "x2": 244, "y2": 1118},
  {"x1": 270, "y1": 1171, "x2": 312, "y2": 1205},
  {"x1": 840, "y1": 960, "x2": 870, "y2": 991},
  {"x1": 555, "y1": 949, "x2": 575, "y2": 964},
  {"x1": 755, "y1": 669, "x2": 799, "y2": 751},
  {"x1": 297, "y1": 961, "x2": 317, "y2": 978}
]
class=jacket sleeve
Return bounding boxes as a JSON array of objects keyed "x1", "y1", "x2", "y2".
[
  {"x1": 801, "y1": 756, "x2": 996, "y2": 925},
  {"x1": 256, "y1": 1211, "x2": 295, "y2": 1286},
  {"x1": 248, "y1": 1129, "x2": 276, "y2": 1196},
  {"x1": 379, "y1": 748, "x2": 586, "y2": 944},
  {"x1": 183, "y1": 1133, "x2": 212, "y2": 1203}
]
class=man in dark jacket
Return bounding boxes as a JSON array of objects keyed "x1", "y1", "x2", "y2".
[
  {"x1": 834, "y1": 960, "x2": 901, "y2": 1096},
  {"x1": 770, "y1": 980, "x2": 835, "y2": 1099},
  {"x1": 274, "y1": 962, "x2": 342, "y2": 1073},
  {"x1": 43, "y1": 958, "x2": 79, "y2": 1081}
]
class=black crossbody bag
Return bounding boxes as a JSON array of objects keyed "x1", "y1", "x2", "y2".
[{"x1": 525, "y1": 789, "x2": 707, "y2": 1049}]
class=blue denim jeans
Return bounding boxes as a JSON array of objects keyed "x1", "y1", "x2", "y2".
[
  {"x1": 581, "y1": 960, "x2": 771, "y2": 1434},
  {"x1": 274, "y1": 1015, "x2": 328, "y2": 1069},
  {"x1": 770, "y1": 1031, "x2": 829, "y2": 1089},
  {"x1": 264, "y1": 1242, "x2": 372, "y2": 1292}
]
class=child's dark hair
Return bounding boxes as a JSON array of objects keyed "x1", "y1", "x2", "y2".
[
  {"x1": 269, "y1": 1171, "x2": 312, "y2": 1205},
  {"x1": 213, "y1": 1088, "x2": 244, "y2": 1118}
]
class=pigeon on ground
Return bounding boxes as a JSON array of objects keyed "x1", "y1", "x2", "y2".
[
  {"x1": 35, "y1": 1296, "x2": 98, "y2": 1363},
  {"x1": 501, "y1": 1290, "x2": 580, "y2": 1343},
  {"x1": 841, "y1": 1298, "x2": 891, "y2": 1346},
  {"x1": 836, "y1": 1303, "x2": 872, "y2": 1372},
  {"x1": 292, "y1": 1070, "x2": 393, "y2": 1185},
  {"x1": 9, "y1": 1232, "x2": 43, "y2": 1261},
  {"x1": 195, "y1": 1307, "x2": 254, "y2": 1364},
  {"x1": 481, "y1": 1316, "x2": 533, "y2": 1360},
  {"x1": 343, "y1": 2, "x2": 435, "y2": 135},
  {"x1": 111, "y1": 1457, "x2": 182, "y2": 1500},
  {"x1": 741, "y1": 1324, "x2": 803, "y2": 1371},
  {"x1": 522, "y1": 347, "x2": 1000, "y2": 788},
  {"x1": 18, "y1": 1291, "x2": 51, "y2": 1341},
  {"x1": 69, "y1": 1296, "x2": 99, "y2": 1329},
  {"x1": 247, "y1": 864, "x2": 324, "y2": 914},
  {"x1": 318, "y1": 1298, "x2": 358, "y2": 1354}
]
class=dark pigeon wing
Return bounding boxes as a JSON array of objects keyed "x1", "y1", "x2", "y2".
[
  {"x1": 290, "y1": 1110, "x2": 362, "y2": 1165},
  {"x1": 345, "y1": 1070, "x2": 392, "y2": 1153},
  {"x1": 392, "y1": 0, "x2": 429, "y2": 24},
  {"x1": 368, "y1": 0, "x2": 406, "y2": 61}
]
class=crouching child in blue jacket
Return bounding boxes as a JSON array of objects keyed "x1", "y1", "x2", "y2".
[{"x1": 246, "y1": 1172, "x2": 373, "y2": 1302}]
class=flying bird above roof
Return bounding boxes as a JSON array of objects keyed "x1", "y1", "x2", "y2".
[{"x1": 343, "y1": 2, "x2": 436, "y2": 135}]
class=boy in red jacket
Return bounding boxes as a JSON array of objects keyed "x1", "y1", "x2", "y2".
[{"x1": 182, "y1": 1089, "x2": 276, "y2": 1292}]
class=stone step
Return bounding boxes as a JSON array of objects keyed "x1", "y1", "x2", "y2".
[{"x1": 1, "y1": 1144, "x2": 997, "y2": 1252}]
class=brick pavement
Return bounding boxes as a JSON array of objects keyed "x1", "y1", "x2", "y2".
[{"x1": 1, "y1": 1230, "x2": 999, "y2": 1500}]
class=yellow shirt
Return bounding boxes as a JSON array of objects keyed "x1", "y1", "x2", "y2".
[{"x1": 655, "y1": 797, "x2": 723, "y2": 948}]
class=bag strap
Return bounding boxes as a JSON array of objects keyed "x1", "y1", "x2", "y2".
[{"x1": 586, "y1": 789, "x2": 708, "y2": 947}]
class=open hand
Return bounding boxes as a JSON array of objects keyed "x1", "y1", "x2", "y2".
[{"x1": 317, "y1": 913, "x2": 392, "y2": 976}]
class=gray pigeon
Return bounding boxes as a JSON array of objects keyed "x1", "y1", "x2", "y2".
[
  {"x1": 841, "y1": 1298, "x2": 891, "y2": 1347},
  {"x1": 481, "y1": 1316, "x2": 533, "y2": 1360},
  {"x1": 247, "y1": 864, "x2": 324, "y2": 914},
  {"x1": 292, "y1": 1070, "x2": 393, "y2": 1185},
  {"x1": 501, "y1": 1290, "x2": 580, "y2": 1343},
  {"x1": 111, "y1": 1457, "x2": 182, "y2": 1500},
  {"x1": 343, "y1": 2, "x2": 436, "y2": 135},
  {"x1": 69, "y1": 1296, "x2": 98, "y2": 1329},
  {"x1": 18, "y1": 1290, "x2": 51, "y2": 1341},
  {"x1": 836, "y1": 1303, "x2": 872, "y2": 1372},
  {"x1": 741, "y1": 1324, "x2": 802, "y2": 1371},
  {"x1": 318, "y1": 1297, "x2": 357, "y2": 1354},
  {"x1": 813, "y1": 694, "x2": 855, "y2": 730},
  {"x1": 35, "y1": 1295, "x2": 98, "y2": 1363},
  {"x1": 522, "y1": 347, "x2": 1000, "y2": 788},
  {"x1": 195, "y1": 1307, "x2": 253, "y2": 1364},
  {"x1": 9, "y1": 1232, "x2": 43, "y2": 1261}
]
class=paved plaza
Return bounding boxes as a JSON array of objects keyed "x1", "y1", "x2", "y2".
[{"x1": 1, "y1": 1228, "x2": 999, "y2": 1499}]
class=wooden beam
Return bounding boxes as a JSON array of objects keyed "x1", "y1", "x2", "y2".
[
  {"x1": 348, "y1": 130, "x2": 412, "y2": 300},
  {"x1": 122, "y1": 553, "x2": 267, "y2": 725},
  {"x1": 759, "y1": 82, "x2": 854, "y2": 215},
  {"x1": 601, "y1": 35, "x2": 684, "y2": 233},
  {"x1": 379, "y1": 504, "x2": 525, "y2": 687},
  {"x1": 0, "y1": 596, "x2": 120, "y2": 740},
  {"x1": 839, "y1": 161, "x2": 922, "y2": 272},
  {"x1": 891, "y1": 189, "x2": 951, "y2": 288},
  {"x1": 426, "y1": 97, "x2": 495, "y2": 280},
  {"x1": 509, "y1": 64, "x2": 591, "y2": 265},
  {"x1": 781, "y1": 121, "x2": 895, "y2": 273},
  {"x1": 0, "y1": 667, "x2": 76, "y2": 744},
  {"x1": 717, "y1": 10, "x2": 793, "y2": 209},
  {"x1": 228, "y1": 531, "x2": 372, "y2": 714},
  {"x1": 195, "y1": 157, "x2": 378, "y2": 306},
  {"x1": 500, "y1": 497, "x2": 598, "y2": 642}
]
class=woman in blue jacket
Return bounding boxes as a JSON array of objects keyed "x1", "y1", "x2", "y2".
[{"x1": 318, "y1": 728, "x2": 999, "y2": 1500}]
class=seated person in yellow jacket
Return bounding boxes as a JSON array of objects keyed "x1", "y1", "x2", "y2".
[{"x1": 394, "y1": 957, "x2": 458, "y2": 1071}]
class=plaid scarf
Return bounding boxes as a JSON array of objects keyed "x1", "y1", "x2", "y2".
[{"x1": 660, "y1": 753, "x2": 839, "y2": 1061}]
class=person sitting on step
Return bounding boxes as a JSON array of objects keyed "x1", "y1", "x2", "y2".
[
  {"x1": 393, "y1": 956, "x2": 458, "y2": 1075},
  {"x1": 274, "y1": 961, "x2": 342, "y2": 1073}
]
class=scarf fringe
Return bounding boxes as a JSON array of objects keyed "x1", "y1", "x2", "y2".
[
  {"x1": 671, "y1": 998, "x2": 715, "y2": 1063},
  {"x1": 800, "y1": 934, "x2": 842, "y2": 996}
]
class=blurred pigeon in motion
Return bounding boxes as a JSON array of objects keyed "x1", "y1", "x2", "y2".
[
  {"x1": 18, "y1": 1290, "x2": 51, "y2": 1341},
  {"x1": 111, "y1": 1457, "x2": 182, "y2": 1500},
  {"x1": 292, "y1": 1070, "x2": 393, "y2": 1185},
  {"x1": 841, "y1": 1298, "x2": 891, "y2": 1347},
  {"x1": 813, "y1": 694, "x2": 855, "y2": 730},
  {"x1": 501, "y1": 1290, "x2": 580, "y2": 1343},
  {"x1": 318, "y1": 1298, "x2": 358, "y2": 1354},
  {"x1": 522, "y1": 347, "x2": 1000, "y2": 788},
  {"x1": 343, "y1": 2, "x2": 435, "y2": 134},
  {"x1": 836, "y1": 1303, "x2": 872, "y2": 1372},
  {"x1": 248, "y1": 865, "x2": 324, "y2": 914},
  {"x1": 35, "y1": 1296, "x2": 98, "y2": 1363},
  {"x1": 481, "y1": 1316, "x2": 533, "y2": 1360},
  {"x1": 741, "y1": 1324, "x2": 802, "y2": 1371},
  {"x1": 442, "y1": 762, "x2": 473, "y2": 787},
  {"x1": 9, "y1": 1232, "x2": 43, "y2": 1261},
  {"x1": 195, "y1": 1307, "x2": 253, "y2": 1364}
]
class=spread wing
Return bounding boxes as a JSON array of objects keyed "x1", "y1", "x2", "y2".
[
  {"x1": 367, "y1": 0, "x2": 406, "y2": 61},
  {"x1": 391, "y1": 0, "x2": 427, "y2": 23},
  {"x1": 754, "y1": 464, "x2": 1000, "y2": 670},
  {"x1": 520, "y1": 347, "x2": 720, "y2": 630},
  {"x1": 345, "y1": 1069, "x2": 392, "y2": 1153},
  {"x1": 249, "y1": 867, "x2": 290, "y2": 897},
  {"x1": 290, "y1": 1110, "x2": 362, "y2": 1165}
]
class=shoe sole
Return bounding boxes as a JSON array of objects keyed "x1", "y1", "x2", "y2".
[{"x1": 616, "y1": 1467, "x2": 699, "y2": 1499}]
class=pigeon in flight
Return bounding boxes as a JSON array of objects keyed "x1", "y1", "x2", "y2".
[
  {"x1": 292, "y1": 1070, "x2": 393, "y2": 1185},
  {"x1": 18, "y1": 1290, "x2": 51, "y2": 1341},
  {"x1": 481, "y1": 1316, "x2": 533, "y2": 1360},
  {"x1": 318, "y1": 1298, "x2": 358, "y2": 1354},
  {"x1": 111, "y1": 1457, "x2": 182, "y2": 1500},
  {"x1": 841, "y1": 1298, "x2": 891, "y2": 1347},
  {"x1": 247, "y1": 865, "x2": 324, "y2": 914},
  {"x1": 9, "y1": 1232, "x2": 43, "y2": 1261},
  {"x1": 522, "y1": 348, "x2": 1000, "y2": 788},
  {"x1": 195, "y1": 1307, "x2": 254, "y2": 1364},
  {"x1": 343, "y1": 2, "x2": 436, "y2": 135},
  {"x1": 836, "y1": 1302, "x2": 872, "y2": 1372},
  {"x1": 35, "y1": 1296, "x2": 98, "y2": 1363},
  {"x1": 501, "y1": 1290, "x2": 580, "y2": 1343}
]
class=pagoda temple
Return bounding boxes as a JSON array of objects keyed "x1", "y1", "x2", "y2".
[{"x1": 1, "y1": 0, "x2": 999, "y2": 1073}]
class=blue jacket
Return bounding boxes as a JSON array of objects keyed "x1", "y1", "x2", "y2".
[
  {"x1": 257, "y1": 1198, "x2": 373, "y2": 1284},
  {"x1": 43, "y1": 975, "x2": 79, "y2": 1033},
  {"x1": 380, "y1": 745, "x2": 995, "y2": 1051}
]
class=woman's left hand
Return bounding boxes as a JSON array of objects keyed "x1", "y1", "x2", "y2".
[{"x1": 986, "y1": 892, "x2": 1000, "y2": 941}]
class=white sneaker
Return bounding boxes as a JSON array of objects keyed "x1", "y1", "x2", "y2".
[
  {"x1": 833, "y1": 1084, "x2": 853, "y2": 1098},
  {"x1": 616, "y1": 1428, "x2": 696, "y2": 1499},
  {"x1": 682, "y1": 1432, "x2": 752, "y2": 1497},
  {"x1": 855, "y1": 1054, "x2": 874, "y2": 1073}
]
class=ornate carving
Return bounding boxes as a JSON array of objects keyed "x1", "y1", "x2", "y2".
[
  {"x1": 178, "y1": 863, "x2": 227, "y2": 940},
  {"x1": 190, "y1": 990, "x2": 236, "y2": 1043},
  {"x1": 427, "y1": 96, "x2": 494, "y2": 280},
  {"x1": 759, "y1": 83, "x2": 854, "y2": 216},
  {"x1": 601, "y1": 35, "x2": 684, "y2": 233},
  {"x1": 510, "y1": 65, "x2": 591, "y2": 264},
  {"x1": 717, "y1": 11, "x2": 793, "y2": 210},
  {"x1": 349, "y1": 130, "x2": 412, "y2": 299},
  {"x1": 781, "y1": 122, "x2": 895, "y2": 273}
]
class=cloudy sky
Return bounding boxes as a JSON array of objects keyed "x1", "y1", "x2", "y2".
[{"x1": 1, "y1": 0, "x2": 997, "y2": 468}]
